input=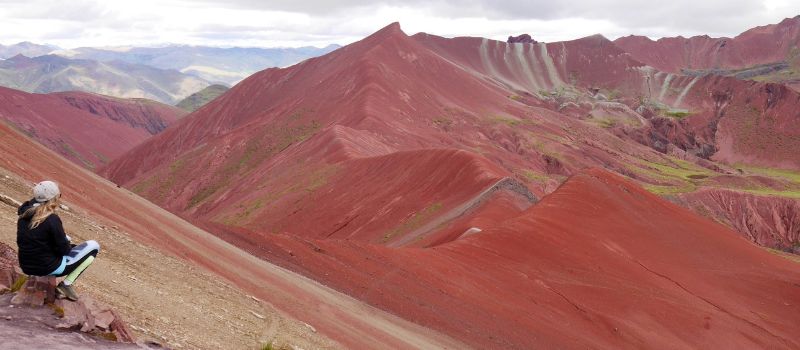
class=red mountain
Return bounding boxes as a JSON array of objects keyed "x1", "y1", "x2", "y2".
[
  {"x1": 101, "y1": 23, "x2": 800, "y2": 348},
  {"x1": 0, "y1": 113, "x2": 468, "y2": 350},
  {"x1": 0, "y1": 86, "x2": 186, "y2": 169},
  {"x1": 252, "y1": 168, "x2": 800, "y2": 349},
  {"x1": 614, "y1": 16, "x2": 800, "y2": 73}
]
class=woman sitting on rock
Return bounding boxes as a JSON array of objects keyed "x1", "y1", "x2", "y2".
[{"x1": 17, "y1": 181, "x2": 100, "y2": 301}]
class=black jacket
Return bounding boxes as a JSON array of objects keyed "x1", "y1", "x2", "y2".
[{"x1": 17, "y1": 199, "x2": 71, "y2": 276}]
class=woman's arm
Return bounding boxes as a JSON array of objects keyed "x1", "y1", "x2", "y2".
[{"x1": 49, "y1": 215, "x2": 72, "y2": 256}]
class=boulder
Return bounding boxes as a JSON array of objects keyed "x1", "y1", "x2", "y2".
[
  {"x1": 11, "y1": 275, "x2": 57, "y2": 306},
  {"x1": 0, "y1": 242, "x2": 134, "y2": 343},
  {"x1": 0, "y1": 242, "x2": 22, "y2": 294},
  {"x1": 507, "y1": 34, "x2": 537, "y2": 44},
  {"x1": 0, "y1": 193, "x2": 21, "y2": 208},
  {"x1": 55, "y1": 296, "x2": 135, "y2": 343}
]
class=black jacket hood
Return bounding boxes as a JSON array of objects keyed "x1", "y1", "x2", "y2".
[{"x1": 18, "y1": 199, "x2": 37, "y2": 218}]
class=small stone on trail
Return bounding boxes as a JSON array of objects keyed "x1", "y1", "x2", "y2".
[
  {"x1": 303, "y1": 322, "x2": 316, "y2": 333},
  {"x1": 248, "y1": 310, "x2": 265, "y2": 320}
]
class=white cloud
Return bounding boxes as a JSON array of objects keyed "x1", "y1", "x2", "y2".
[{"x1": 0, "y1": 0, "x2": 798, "y2": 48}]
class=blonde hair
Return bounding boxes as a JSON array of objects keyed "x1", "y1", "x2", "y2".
[{"x1": 23, "y1": 196, "x2": 60, "y2": 229}]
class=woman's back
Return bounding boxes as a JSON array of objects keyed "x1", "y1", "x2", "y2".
[{"x1": 17, "y1": 199, "x2": 71, "y2": 276}]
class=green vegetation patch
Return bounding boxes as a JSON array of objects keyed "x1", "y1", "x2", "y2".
[
  {"x1": 176, "y1": 84, "x2": 229, "y2": 112},
  {"x1": 92, "y1": 151, "x2": 110, "y2": 165},
  {"x1": 737, "y1": 165, "x2": 800, "y2": 184},
  {"x1": 765, "y1": 248, "x2": 800, "y2": 264},
  {"x1": 382, "y1": 202, "x2": 443, "y2": 243},
  {"x1": 643, "y1": 183, "x2": 697, "y2": 195},
  {"x1": 625, "y1": 156, "x2": 714, "y2": 195},
  {"x1": 592, "y1": 118, "x2": 617, "y2": 129},
  {"x1": 520, "y1": 169, "x2": 550, "y2": 183},
  {"x1": 9, "y1": 275, "x2": 27, "y2": 293},
  {"x1": 488, "y1": 115, "x2": 537, "y2": 127},
  {"x1": 221, "y1": 164, "x2": 340, "y2": 225},
  {"x1": 664, "y1": 109, "x2": 691, "y2": 119},
  {"x1": 189, "y1": 113, "x2": 322, "y2": 209},
  {"x1": 59, "y1": 141, "x2": 93, "y2": 169}
]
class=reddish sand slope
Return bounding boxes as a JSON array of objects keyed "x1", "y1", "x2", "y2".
[
  {"x1": 0, "y1": 86, "x2": 185, "y2": 169},
  {"x1": 679, "y1": 188, "x2": 800, "y2": 252},
  {"x1": 100, "y1": 24, "x2": 648, "y2": 225},
  {"x1": 97, "y1": 23, "x2": 800, "y2": 348},
  {"x1": 103, "y1": 23, "x2": 800, "y2": 250},
  {"x1": 218, "y1": 168, "x2": 800, "y2": 349},
  {"x1": 0, "y1": 121, "x2": 468, "y2": 349},
  {"x1": 614, "y1": 16, "x2": 800, "y2": 72}
]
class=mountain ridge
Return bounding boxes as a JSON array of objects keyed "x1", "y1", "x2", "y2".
[{"x1": 0, "y1": 86, "x2": 186, "y2": 169}]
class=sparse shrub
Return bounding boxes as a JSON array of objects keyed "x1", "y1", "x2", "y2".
[
  {"x1": 10, "y1": 275, "x2": 27, "y2": 293},
  {"x1": 665, "y1": 109, "x2": 691, "y2": 119},
  {"x1": 49, "y1": 303, "x2": 65, "y2": 317},
  {"x1": 594, "y1": 118, "x2": 616, "y2": 128},
  {"x1": 95, "y1": 331, "x2": 118, "y2": 342}
]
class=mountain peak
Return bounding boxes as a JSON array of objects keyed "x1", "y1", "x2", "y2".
[
  {"x1": 368, "y1": 22, "x2": 406, "y2": 40},
  {"x1": 9, "y1": 53, "x2": 29, "y2": 59}
]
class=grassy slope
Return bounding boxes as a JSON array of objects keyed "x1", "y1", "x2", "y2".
[{"x1": 175, "y1": 84, "x2": 230, "y2": 112}]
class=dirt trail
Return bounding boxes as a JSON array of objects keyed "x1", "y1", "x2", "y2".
[
  {"x1": 390, "y1": 177, "x2": 537, "y2": 247},
  {"x1": 115, "y1": 173, "x2": 470, "y2": 350},
  {"x1": 0, "y1": 171, "x2": 335, "y2": 349}
]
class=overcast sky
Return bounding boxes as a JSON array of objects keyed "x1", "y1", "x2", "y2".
[{"x1": 0, "y1": 0, "x2": 798, "y2": 48}]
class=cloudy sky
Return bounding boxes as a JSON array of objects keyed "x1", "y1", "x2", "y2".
[{"x1": 0, "y1": 0, "x2": 798, "y2": 48}]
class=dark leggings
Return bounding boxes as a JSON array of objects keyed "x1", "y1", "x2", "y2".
[
  {"x1": 53, "y1": 250, "x2": 97, "y2": 277},
  {"x1": 52, "y1": 240, "x2": 100, "y2": 282}
]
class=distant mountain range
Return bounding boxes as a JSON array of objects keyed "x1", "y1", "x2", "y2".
[
  {"x1": 53, "y1": 44, "x2": 341, "y2": 85},
  {"x1": 0, "y1": 42, "x2": 339, "y2": 103},
  {"x1": 0, "y1": 42, "x2": 58, "y2": 59},
  {"x1": 0, "y1": 54, "x2": 210, "y2": 104}
]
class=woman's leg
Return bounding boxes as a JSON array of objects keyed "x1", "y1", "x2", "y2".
[
  {"x1": 55, "y1": 240, "x2": 99, "y2": 301},
  {"x1": 57, "y1": 240, "x2": 100, "y2": 285}
]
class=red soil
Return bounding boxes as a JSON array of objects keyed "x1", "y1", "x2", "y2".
[
  {"x1": 0, "y1": 117, "x2": 468, "y2": 350},
  {"x1": 614, "y1": 16, "x2": 800, "y2": 72},
  {"x1": 219, "y1": 148, "x2": 512, "y2": 244},
  {"x1": 679, "y1": 188, "x2": 800, "y2": 252},
  {"x1": 101, "y1": 24, "x2": 666, "y2": 219},
  {"x1": 218, "y1": 168, "x2": 800, "y2": 349},
  {"x1": 631, "y1": 75, "x2": 800, "y2": 169},
  {"x1": 97, "y1": 23, "x2": 800, "y2": 348},
  {"x1": 0, "y1": 86, "x2": 185, "y2": 169},
  {"x1": 413, "y1": 32, "x2": 647, "y2": 94}
]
